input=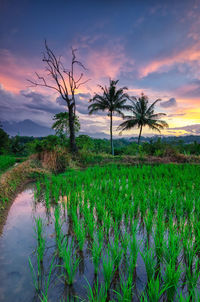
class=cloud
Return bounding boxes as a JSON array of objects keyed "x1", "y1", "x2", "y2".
[
  {"x1": 0, "y1": 84, "x2": 108, "y2": 134},
  {"x1": 0, "y1": 85, "x2": 64, "y2": 126},
  {"x1": 160, "y1": 98, "x2": 177, "y2": 108},
  {"x1": 56, "y1": 93, "x2": 91, "y2": 115},
  {"x1": 139, "y1": 42, "x2": 200, "y2": 78},
  {"x1": 168, "y1": 124, "x2": 200, "y2": 135},
  {"x1": 0, "y1": 49, "x2": 42, "y2": 93},
  {"x1": 85, "y1": 46, "x2": 134, "y2": 81},
  {"x1": 22, "y1": 91, "x2": 63, "y2": 114},
  {"x1": 168, "y1": 113, "x2": 186, "y2": 117},
  {"x1": 174, "y1": 80, "x2": 200, "y2": 99}
]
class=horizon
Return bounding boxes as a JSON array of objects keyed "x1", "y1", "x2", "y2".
[{"x1": 1, "y1": 0, "x2": 200, "y2": 138}]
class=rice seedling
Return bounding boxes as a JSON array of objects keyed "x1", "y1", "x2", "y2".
[
  {"x1": 54, "y1": 206, "x2": 65, "y2": 257},
  {"x1": 92, "y1": 237, "x2": 102, "y2": 275},
  {"x1": 113, "y1": 274, "x2": 134, "y2": 302},
  {"x1": 144, "y1": 209, "x2": 154, "y2": 239},
  {"x1": 128, "y1": 222, "x2": 140, "y2": 280},
  {"x1": 185, "y1": 260, "x2": 199, "y2": 298},
  {"x1": 39, "y1": 256, "x2": 55, "y2": 302},
  {"x1": 59, "y1": 238, "x2": 80, "y2": 285},
  {"x1": 145, "y1": 276, "x2": 168, "y2": 302},
  {"x1": 74, "y1": 219, "x2": 86, "y2": 251},
  {"x1": 35, "y1": 217, "x2": 46, "y2": 264},
  {"x1": 29, "y1": 257, "x2": 42, "y2": 292},
  {"x1": 102, "y1": 248, "x2": 115, "y2": 289},
  {"x1": 162, "y1": 260, "x2": 181, "y2": 301},
  {"x1": 109, "y1": 235, "x2": 123, "y2": 269},
  {"x1": 154, "y1": 213, "x2": 165, "y2": 263},
  {"x1": 81, "y1": 278, "x2": 107, "y2": 302},
  {"x1": 140, "y1": 245, "x2": 157, "y2": 282},
  {"x1": 177, "y1": 292, "x2": 191, "y2": 302}
]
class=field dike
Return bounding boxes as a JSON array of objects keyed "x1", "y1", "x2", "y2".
[{"x1": 0, "y1": 159, "x2": 48, "y2": 233}]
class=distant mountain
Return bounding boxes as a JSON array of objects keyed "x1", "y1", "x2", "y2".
[
  {"x1": 2, "y1": 119, "x2": 200, "y2": 143},
  {"x1": 129, "y1": 135, "x2": 200, "y2": 144},
  {"x1": 2, "y1": 119, "x2": 55, "y2": 137},
  {"x1": 79, "y1": 131, "x2": 110, "y2": 139}
]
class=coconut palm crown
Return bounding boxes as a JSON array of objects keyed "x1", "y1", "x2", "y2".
[
  {"x1": 88, "y1": 79, "x2": 131, "y2": 155},
  {"x1": 118, "y1": 93, "x2": 169, "y2": 145}
]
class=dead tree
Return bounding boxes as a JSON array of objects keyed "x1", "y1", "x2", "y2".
[{"x1": 28, "y1": 41, "x2": 89, "y2": 153}]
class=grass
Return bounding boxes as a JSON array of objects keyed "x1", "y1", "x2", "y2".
[
  {"x1": 0, "y1": 155, "x2": 16, "y2": 173},
  {"x1": 29, "y1": 163, "x2": 200, "y2": 301},
  {"x1": 0, "y1": 159, "x2": 47, "y2": 234}
]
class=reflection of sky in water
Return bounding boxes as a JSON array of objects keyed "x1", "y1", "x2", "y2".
[{"x1": 0, "y1": 185, "x2": 48, "y2": 302}]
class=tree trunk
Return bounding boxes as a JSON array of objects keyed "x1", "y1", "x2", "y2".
[
  {"x1": 138, "y1": 125, "x2": 143, "y2": 145},
  {"x1": 110, "y1": 112, "x2": 114, "y2": 155},
  {"x1": 68, "y1": 106, "x2": 78, "y2": 153}
]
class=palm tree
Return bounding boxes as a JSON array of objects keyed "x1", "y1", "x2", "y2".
[
  {"x1": 52, "y1": 112, "x2": 80, "y2": 137},
  {"x1": 118, "y1": 93, "x2": 168, "y2": 145},
  {"x1": 88, "y1": 79, "x2": 131, "y2": 155}
]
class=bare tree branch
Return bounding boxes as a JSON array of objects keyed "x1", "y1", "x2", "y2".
[{"x1": 27, "y1": 40, "x2": 89, "y2": 153}]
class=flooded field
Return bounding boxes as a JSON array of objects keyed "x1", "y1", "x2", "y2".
[{"x1": 1, "y1": 164, "x2": 200, "y2": 301}]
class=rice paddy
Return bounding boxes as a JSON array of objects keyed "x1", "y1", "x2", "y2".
[
  {"x1": 27, "y1": 164, "x2": 200, "y2": 301},
  {"x1": 1, "y1": 163, "x2": 200, "y2": 301}
]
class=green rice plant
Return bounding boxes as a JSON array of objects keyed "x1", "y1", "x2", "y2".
[
  {"x1": 59, "y1": 239, "x2": 80, "y2": 285},
  {"x1": 177, "y1": 292, "x2": 191, "y2": 302},
  {"x1": 182, "y1": 236, "x2": 195, "y2": 269},
  {"x1": 44, "y1": 177, "x2": 50, "y2": 209},
  {"x1": 92, "y1": 237, "x2": 102, "y2": 275},
  {"x1": 97, "y1": 226, "x2": 104, "y2": 247},
  {"x1": 28, "y1": 257, "x2": 42, "y2": 292},
  {"x1": 109, "y1": 236, "x2": 123, "y2": 269},
  {"x1": 74, "y1": 219, "x2": 86, "y2": 251},
  {"x1": 139, "y1": 291, "x2": 148, "y2": 302},
  {"x1": 140, "y1": 245, "x2": 157, "y2": 282},
  {"x1": 185, "y1": 260, "x2": 199, "y2": 297},
  {"x1": 144, "y1": 209, "x2": 154, "y2": 238},
  {"x1": 39, "y1": 256, "x2": 54, "y2": 302},
  {"x1": 162, "y1": 260, "x2": 181, "y2": 301},
  {"x1": 193, "y1": 220, "x2": 200, "y2": 256},
  {"x1": 154, "y1": 214, "x2": 165, "y2": 263},
  {"x1": 86, "y1": 212, "x2": 95, "y2": 239},
  {"x1": 103, "y1": 212, "x2": 111, "y2": 238},
  {"x1": 35, "y1": 217, "x2": 46, "y2": 264},
  {"x1": 145, "y1": 276, "x2": 168, "y2": 302},
  {"x1": 102, "y1": 249, "x2": 115, "y2": 289},
  {"x1": 163, "y1": 225, "x2": 181, "y2": 266},
  {"x1": 113, "y1": 274, "x2": 134, "y2": 302},
  {"x1": 54, "y1": 206, "x2": 65, "y2": 256},
  {"x1": 81, "y1": 278, "x2": 107, "y2": 302},
  {"x1": 128, "y1": 224, "x2": 139, "y2": 271}
]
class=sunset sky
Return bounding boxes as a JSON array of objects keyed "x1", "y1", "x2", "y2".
[{"x1": 1, "y1": 0, "x2": 200, "y2": 138}]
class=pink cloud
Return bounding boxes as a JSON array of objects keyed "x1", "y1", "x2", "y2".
[
  {"x1": 0, "y1": 49, "x2": 47, "y2": 93},
  {"x1": 139, "y1": 43, "x2": 200, "y2": 78},
  {"x1": 85, "y1": 47, "x2": 134, "y2": 81}
]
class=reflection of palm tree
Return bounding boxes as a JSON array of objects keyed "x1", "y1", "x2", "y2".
[
  {"x1": 118, "y1": 93, "x2": 168, "y2": 145},
  {"x1": 88, "y1": 79, "x2": 131, "y2": 155}
]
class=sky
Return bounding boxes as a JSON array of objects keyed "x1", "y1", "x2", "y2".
[{"x1": 1, "y1": 0, "x2": 200, "y2": 138}]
